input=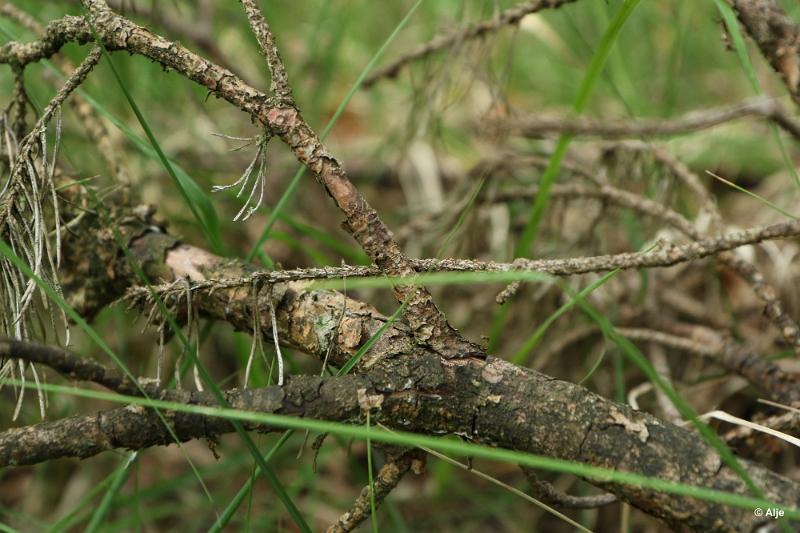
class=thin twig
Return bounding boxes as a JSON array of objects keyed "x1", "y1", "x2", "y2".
[
  {"x1": 618, "y1": 326, "x2": 800, "y2": 406},
  {"x1": 497, "y1": 96, "x2": 800, "y2": 141},
  {"x1": 521, "y1": 467, "x2": 617, "y2": 509},
  {"x1": 363, "y1": 0, "x2": 579, "y2": 87},
  {"x1": 238, "y1": 0, "x2": 293, "y2": 102},
  {"x1": 327, "y1": 452, "x2": 414, "y2": 533},
  {"x1": 0, "y1": 336, "x2": 156, "y2": 396}
]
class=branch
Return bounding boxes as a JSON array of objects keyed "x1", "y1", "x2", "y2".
[
  {"x1": 0, "y1": 0, "x2": 477, "y2": 356},
  {"x1": 618, "y1": 327, "x2": 800, "y2": 407},
  {"x1": 0, "y1": 337, "x2": 149, "y2": 396},
  {"x1": 116, "y1": 218, "x2": 800, "y2": 288},
  {"x1": 103, "y1": 0, "x2": 244, "y2": 80},
  {"x1": 496, "y1": 96, "x2": 800, "y2": 140},
  {"x1": 61, "y1": 0, "x2": 480, "y2": 358},
  {"x1": 0, "y1": 3, "x2": 128, "y2": 185},
  {"x1": 6, "y1": 198, "x2": 799, "y2": 530},
  {"x1": 0, "y1": 3, "x2": 41, "y2": 33},
  {"x1": 0, "y1": 369, "x2": 368, "y2": 467},
  {"x1": 238, "y1": 0, "x2": 293, "y2": 101},
  {"x1": 521, "y1": 467, "x2": 617, "y2": 509},
  {"x1": 730, "y1": 0, "x2": 800, "y2": 104},
  {"x1": 4, "y1": 345, "x2": 799, "y2": 531},
  {"x1": 327, "y1": 452, "x2": 416, "y2": 533},
  {"x1": 0, "y1": 46, "x2": 102, "y2": 337},
  {"x1": 363, "y1": 0, "x2": 579, "y2": 87},
  {"x1": 482, "y1": 150, "x2": 800, "y2": 354}
]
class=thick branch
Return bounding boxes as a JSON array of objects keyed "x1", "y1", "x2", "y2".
[
  {"x1": 0, "y1": 369, "x2": 369, "y2": 467},
  {"x1": 3, "y1": 348, "x2": 799, "y2": 531},
  {"x1": 45, "y1": 201, "x2": 800, "y2": 531}
]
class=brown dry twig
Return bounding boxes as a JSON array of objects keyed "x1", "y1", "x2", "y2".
[
  {"x1": 103, "y1": 0, "x2": 243, "y2": 79},
  {"x1": 731, "y1": 0, "x2": 800, "y2": 104},
  {"x1": 521, "y1": 467, "x2": 617, "y2": 509},
  {"x1": 618, "y1": 327, "x2": 800, "y2": 407},
  {"x1": 496, "y1": 96, "x2": 800, "y2": 141},
  {"x1": 122, "y1": 217, "x2": 800, "y2": 299},
  {"x1": 0, "y1": 337, "x2": 155, "y2": 397},
  {"x1": 239, "y1": 0, "x2": 293, "y2": 101},
  {"x1": 484, "y1": 147, "x2": 800, "y2": 354},
  {"x1": 327, "y1": 452, "x2": 416, "y2": 533},
  {"x1": 363, "y1": 0, "x2": 579, "y2": 87},
  {"x1": 0, "y1": 0, "x2": 481, "y2": 358}
]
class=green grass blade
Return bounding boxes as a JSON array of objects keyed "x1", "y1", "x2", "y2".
[
  {"x1": 337, "y1": 302, "x2": 408, "y2": 376},
  {"x1": 277, "y1": 212, "x2": 369, "y2": 264},
  {"x1": 84, "y1": 16, "x2": 224, "y2": 253},
  {"x1": 577, "y1": 345, "x2": 607, "y2": 386},
  {"x1": 707, "y1": 171, "x2": 798, "y2": 219},
  {"x1": 47, "y1": 472, "x2": 117, "y2": 532},
  {"x1": 713, "y1": 0, "x2": 800, "y2": 189},
  {"x1": 565, "y1": 284, "x2": 767, "y2": 499},
  {"x1": 9, "y1": 379, "x2": 800, "y2": 520},
  {"x1": 516, "y1": 0, "x2": 641, "y2": 258},
  {"x1": 85, "y1": 452, "x2": 139, "y2": 533},
  {"x1": 209, "y1": 430, "x2": 294, "y2": 533},
  {"x1": 246, "y1": 0, "x2": 425, "y2": 263},
  {"x1": 367, "y1": 411, "x2": 379, "y2": 533},
  {"x1": 314, "y1": 270, "x2": 553, "y2": 291},
  {"x1": 510, "y1": 269, "x2": 618, "y2": 365}
]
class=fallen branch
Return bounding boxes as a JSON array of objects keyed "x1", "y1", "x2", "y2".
[{"x1": 496, "y1": 96, "x2": 800, "y2": 141}]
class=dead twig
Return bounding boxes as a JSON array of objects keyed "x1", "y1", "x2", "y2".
[
  {"x1": 521, "y1": 467, "x2": 617, "y2": 509},
  {"x1": 363, "y1": 0, "x2": 579, "y2": 87},
  {"x1": 327, "y1": 452, "x2": 415, "y2": 533},
  {"x1": 496, "y1": 96, "x2": 800, "y2": 141}
]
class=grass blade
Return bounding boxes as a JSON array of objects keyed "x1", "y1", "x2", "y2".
[
  {"x1": 85, "y1": 16, "x2": 224, "y2": 253},
  {"x1": 516, "y1": 0, "x2": 642, "y2": 257},
  {"x1": 367, "y1": 411, "x2": 379, "y2": 533},
  {"x1": 565, "y1": 283, "x2": 769, "y2": 501},
  {"x1": 713, "y1": 0, "x2": 800, "y2": 189},
  {"x1": 85, "y1": 452, "x2": 138, "y2": 533},
  {"x1": 246, "y1": 0, "x2": 425, "y2": 263},
  {"x1": 511, "y1": 269, "x2": 618, "y2": 365},
  {"x1": 9, "y1": 379, "x2": 800, "y2": 520}
]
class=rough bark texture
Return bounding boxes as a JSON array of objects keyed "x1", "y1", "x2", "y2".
[
  {"x1": 1, "y1": 2, "x2": 799, "y2": 531},
  {"x1": 732, "y1": 0, "x2": 800, "y2": 103},
  {"x1": 3, "y1": 347, "x2": 798, "y2": 532},
  {"x1": 25, "y1": 201, "x2": 797, "y2": 532}
]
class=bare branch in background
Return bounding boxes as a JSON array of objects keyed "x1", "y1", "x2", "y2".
[
  {"x1": 495, "y1": 96, "x2": 800, "y2": 141},
  {"x1": 363, "y1": 0, "x2": 580, "y2": 87}
]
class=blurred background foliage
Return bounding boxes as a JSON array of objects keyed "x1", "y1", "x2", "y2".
[{"x1": 1, "y1": 0, "x2": 799, "y2": 531}]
